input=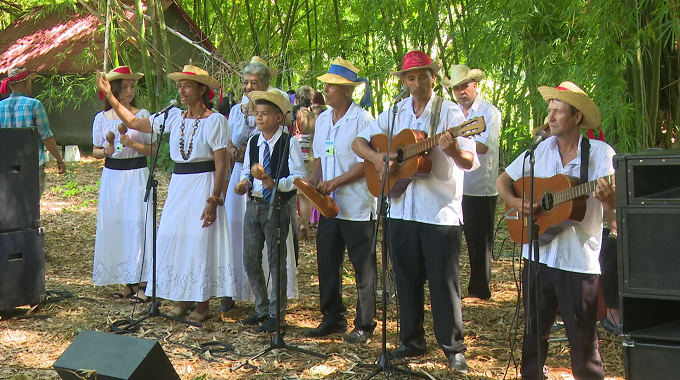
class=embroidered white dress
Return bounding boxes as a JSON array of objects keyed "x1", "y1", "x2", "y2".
[
  {"x1": 92, "y1": 109, "x2": 155, "y2": 286},
  {"x1": 226, "y1": 97, "x2": 299, "y2": 301},
  {"x1": 146, "y1": 107, "x2": 235, "y2": 302}
]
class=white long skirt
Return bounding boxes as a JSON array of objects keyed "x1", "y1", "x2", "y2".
[
  {"x1": 148, "y1": 171, "x2": 234, "y2": 302},
  {"x1": 93, "y1": 167, "x2": 154, "y2": 286},
  {"x1": 225, "y1": 161, "x2": 298, "y2": 301}
]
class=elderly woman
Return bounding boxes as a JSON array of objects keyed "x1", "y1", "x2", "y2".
[
  {"x1": 92, "y1": 66, "x2": 155, "y2": 304},
  {"x1": 97, "y1": 65, "x2": 233, "y2": 322},
  {"x1": 220, "y1": 57, "x2": 298, "y2": 312}
]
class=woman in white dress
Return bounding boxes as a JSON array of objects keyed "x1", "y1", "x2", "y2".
[
  {"x1": 97, "y1": 65, "x2": 233, "y2": 322},
  {"x1": 92, "y1": 66, "x2": 155, "y2": 304},
  {"x1": 220, "y1": 57, "x2": 298, "y2": 312}
]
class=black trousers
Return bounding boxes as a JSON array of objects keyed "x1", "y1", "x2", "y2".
[
  {"x1": 521, "y1": 262, "x2": 604, "y2": 380},
  {"x1": 599, "y1": 230, "x2": 618, "y2": 309},
  {"x1": 388, "y1": 219, "x2": 466, "y2": 357},
  {"x1": 462, "y1": 195, "x2": 497, "y2": 299},
  {"x1": 316, "y1": 216, "x2": 377, "y2": 331}
]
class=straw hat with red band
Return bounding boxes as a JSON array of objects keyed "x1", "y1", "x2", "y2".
[
  {"x1": 168, "y1": 65, "x2": 223, "y2": 103},
  {"x1": 248, "y1": 88, "x2": 293, "y2": 126},
  {"x1": 0, "y1": 67, "x2": 37, "y2": 94},
  {"x1": 98, "y1": 66, "x2": 143, "y2": 100},
  {"x1": 248, "y1": 56, "x2": 278, "y2": 79},
  {"x1": 389, "y1": 50, "x2": 441, "y2": 77},
  {"x1": 538, "y1": 81, "x2": 601, "y2": 130}
]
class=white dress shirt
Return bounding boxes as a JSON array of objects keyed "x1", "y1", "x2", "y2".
[
  {"x1": 240, "y1": 126, "x2": 306, "y2": 198},
  {"x1": 504, "y1": 135, "x2": 616, "y2": 274},
  {"x1": 461, "y1": 94, "x2": 501, "y2": 196},
  {"x1": 356, "y1": 95, "x2": 480, "y2": 226},
  {"x1": 229, "y1": 95, "x2": 257, "y2": 149},
  {"x1": 313, "y1": 102, "x2": 376, "y2": 221}
]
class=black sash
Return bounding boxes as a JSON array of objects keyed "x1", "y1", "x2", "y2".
[
  {"x1": 173, "y1": 160, "x2": 215, "y2": 174},
  {"x1": 104, "y1": 157, "x2": 147, "y2": 171},
  {"x1": 580, "y1": 137, "x2": 590, "y2": 184}
]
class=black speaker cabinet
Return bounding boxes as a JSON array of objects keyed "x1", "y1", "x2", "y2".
[
  {"x1": 619, "y1": 207, "x2": 680, "y2": 298},
  {"x1": 0, "y1": 127, "x2": 41, "y2": 231},
  {"x1": 623, "y1": 336, "x2": 680, "y2": 380},
  {"x1": 614, "y1": 150, "x2": 680, "y2": 207},
  {"x1": 54, "y1": 330, "x2": 180, "y2": 380},
  {"x1": 0, "y1": 228, "x2": 45, "y2": 310}
]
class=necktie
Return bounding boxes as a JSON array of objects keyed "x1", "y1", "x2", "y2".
[{"x1": 262, "y1": 143, "x2": 272, "y2": 202}]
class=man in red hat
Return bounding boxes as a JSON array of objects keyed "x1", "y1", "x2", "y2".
[
  {"x1": 497, "y1": 81, "x2": 615, "y2": 380},
  {"x1": 353, "y1": 50, "x2": 479, "y2": 374},
  {"x1": 0, "y1": 66, "x2": 66, "y2": 193}
]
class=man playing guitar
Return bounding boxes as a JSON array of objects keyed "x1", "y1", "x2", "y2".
[{"x1": 496, "y1": 81, "x2": 616, "y2": 380}]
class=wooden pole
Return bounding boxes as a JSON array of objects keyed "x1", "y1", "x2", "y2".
[{"x1": 103, "y1": 0, "x2": 111, "y2": 71}]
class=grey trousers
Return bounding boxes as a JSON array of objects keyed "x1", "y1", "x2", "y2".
[{"x1": 243, "y1": 197, "x2": 290, "y2": 319}]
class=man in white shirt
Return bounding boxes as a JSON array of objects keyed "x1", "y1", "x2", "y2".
[
  {"x1": 352, "y1": 51, "x2": 479, "y2": 374},
  {"x1": 497, "y1": 81, "x2": 616, "y2": 380},
  {"x1": 304, "y1": 58, "x2": 377, "y2": 343},
  {"x1": 443, "y1": 65, "x2": 502, "y2": 301}
]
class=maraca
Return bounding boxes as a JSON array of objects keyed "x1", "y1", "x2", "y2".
[
  {"x1": 234, "y1": 180, "x2": 248, "y2": 195},
  {"x1": 251, "y1": 163, "x2": 267, "y2": 180},
  {"x1": 105, "y1": 131, "x2": 115, "y2": 144},
  {"x1": 118, "y1": 124, "x2": 128, "y2": 134}
]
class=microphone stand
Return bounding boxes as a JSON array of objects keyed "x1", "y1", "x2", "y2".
[
  {"x1": 232, "y1": 107, "x2": 328, "y2": 372},
  {"x1": 524, "y1": 148, "x2": 543, "y2": 380},
  {"x1": 357, "y1": 98, "x2": 431, "y2": 380},
  {"x1": 118, "y1": 107, "x2": 202, "y2": 331}
]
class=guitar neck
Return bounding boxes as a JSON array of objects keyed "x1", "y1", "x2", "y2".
[
  {"x1": 553, "y1": 174, "x2": 615, "y2": 205},
  {"x1": 401, "y1": 117, "x2": 484, "y2": 160}
]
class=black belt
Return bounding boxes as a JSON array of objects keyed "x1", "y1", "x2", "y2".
[
  {"x1": 104, "y1": 157, "x2": 147, "y2": 170},
  {"x1": 173, "y1": 161, "x2": 215, "y2": 174}
]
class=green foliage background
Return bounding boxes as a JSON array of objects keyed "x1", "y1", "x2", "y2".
[{"x1": 2, "y1": 0, "x2": 679, "y2": 165}]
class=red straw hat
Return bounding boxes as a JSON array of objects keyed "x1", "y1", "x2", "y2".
[{"x1": 389, "y1": 50, "x2": 441, "y2": 77}]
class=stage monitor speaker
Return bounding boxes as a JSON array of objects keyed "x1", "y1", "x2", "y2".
[
  {"x1": 0, "y1": 228, "x2": 45, "y2": 310},
  {"x1": 614, "y1": 150, "x2": 680, "y2": 207},
  {"x1": 0, "y1": 127, "x2": 40, "y2": 231},
  {"x1": 619, "y1": 207, "x2": 680, "y2": 298},
  {"x1": 53, "y1": 330, "x2": 180, "y2": 380},
  {"x1": 623, "y1": 338, "x2": 680, "y2": 380}
]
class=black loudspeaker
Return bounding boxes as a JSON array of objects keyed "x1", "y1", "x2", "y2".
[
  {"x1": 0, "y1": 228, "x2": 45, "y2": 310},
  {"x1": 0, "y1": 127, "x2": 41, "y2": 231},
  {"x1": 614, "y1": 149, "x2": 680, "y2": 207},
  {"x1": 623, "y1": 337, "x2": 680, "y2": 380},
  {"x1": 54, "y1": 330, "x2": 180, "y2": 380}
]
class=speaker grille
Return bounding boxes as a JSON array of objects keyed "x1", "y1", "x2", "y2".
[{"x1": 626, "y1": 211, "x2": 680, "y2": 294}]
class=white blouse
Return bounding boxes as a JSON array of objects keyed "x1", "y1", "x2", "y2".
[{"x1": 92, "y1": 109, "x2": 154, "y2": 158}]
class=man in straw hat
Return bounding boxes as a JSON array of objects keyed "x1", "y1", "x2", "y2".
[
  {"x1": 0, "y1": 66, "x2": 66, "y2": 194},
  {"x1": 352, "y1": 50, "x2": 479, "y2": 373},
  {"x1": 443, "y1": 64, "x2": 502, "y2": 302},
  {"x1": 497, "y1": 81, "x2": 616, "y2": 380},
  {"x1": 234, "y1": 88, "x2": 306, "y2": 332},
  {"x1": 221, "y1": 56, "x2": 299, "y2": 313},
  {"x1": 304, "y1": 58, "x2": 377, "y2": 343}
]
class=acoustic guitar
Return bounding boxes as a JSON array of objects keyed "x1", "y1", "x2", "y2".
[
  {"x1": 294, "y1": 178, "x2": 339, "y2": 218},
  {"x1": 505, "y1": 173, "x2": 615, "y2": 244},
  {"x1": 365, "y1": 116, "x2": 486, "y2": 197}
]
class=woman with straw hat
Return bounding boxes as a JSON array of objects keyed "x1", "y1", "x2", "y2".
[
  {"x1": 92, "y1": 66, "x2": 155, "y2": 304},
  {"x1": 97, "y1": 65, "x2": 233, "y2": 322},
  {"x1": 220, "y1": 57, "x2": 299, "y2": 313}
]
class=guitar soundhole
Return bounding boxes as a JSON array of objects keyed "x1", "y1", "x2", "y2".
[
  {"x1": 396, "y1": 148, "x2": 404, "y2": 163},
  {"x1": 541, "y1": 193, "x2": 554, "y2": 210}
]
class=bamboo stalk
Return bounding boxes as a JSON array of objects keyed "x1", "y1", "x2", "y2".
[
  {"x1": 104, "y1": 0, "x2": 111, "y2": 71},
  {"x1": 155, "y1": 0, "x2": 174, "y2": 86},
  {"x1": 135, "y1": 0, "x2": 156, "y2": 110}
]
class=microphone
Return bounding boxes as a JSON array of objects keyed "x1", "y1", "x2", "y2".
[
  {"x1": 155, "y1": 99, "x2": 178, "y2": 115},
  {"x1": 293, "y1": 98, "x2": 311, "y2": 112},
  {"x1": 526, "y1": 130, "x2": 548, "y2": 156},
  {"x1": 392, "y1": 85, "x2": 410, "y2": 103}
]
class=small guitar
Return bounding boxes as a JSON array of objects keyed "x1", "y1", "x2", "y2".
[
  {"x1": 365, "y1": 116, "x2": 486, "y2": 197},
  {"x1": 505, "y1": 173, "x2": 615, "y2": 244}
]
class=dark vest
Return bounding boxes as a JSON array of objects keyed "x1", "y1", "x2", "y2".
[{"x1": 248, "y1": 132, "x2": 296, "y2": 201}]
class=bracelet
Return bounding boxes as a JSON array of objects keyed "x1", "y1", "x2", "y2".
[
  {"x1": 207, "y1": 196, "x2": 224, "y2": 206},
  {"x1": 609, "y1": 231, "x2": 618, "y2": 238},
  {"x1": 56, "y1": 160, "x2": 64, "y2": 164}
]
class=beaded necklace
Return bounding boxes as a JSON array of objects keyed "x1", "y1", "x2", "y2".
[{"x1": 179, "y1": 112, "x2": 201, "y2": 160}]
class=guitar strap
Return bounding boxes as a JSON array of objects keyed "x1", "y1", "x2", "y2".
[
  {"x1": 429, "y1": 95, "x2": 443, "y2": 138},
  {"x1": 580, "y1": 136, "x2": 590, "y2": 184}
]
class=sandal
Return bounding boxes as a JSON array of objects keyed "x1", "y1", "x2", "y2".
[
  {"x1": 129, "y1": 286, "x2": 149, "y2": 304},
  {"x1": 167, "y1": 302, "x2": 195, "y2": 318},
  {"x1": 111, "y1": 283, "x2": 138, "y2": 299},
  {"x1": 187, "y1": 308, "x2": 209, "y2": 322}
]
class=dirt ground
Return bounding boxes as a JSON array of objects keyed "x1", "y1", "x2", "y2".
[{"x1": 0, "y1": 159, "x2": 625, "y2": 380}]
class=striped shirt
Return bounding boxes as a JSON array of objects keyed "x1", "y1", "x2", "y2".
[{"x1": 0, "y1": 92, "x2": 53, "y2": 166}]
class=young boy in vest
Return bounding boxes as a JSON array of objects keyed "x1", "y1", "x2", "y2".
[{"x1": 235, "y1": 89, "x2": 306, "y2": 332}]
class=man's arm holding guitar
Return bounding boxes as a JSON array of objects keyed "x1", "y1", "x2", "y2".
[{"x1": 497, "y1": 172, "x2": 540, "y2": 215}]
